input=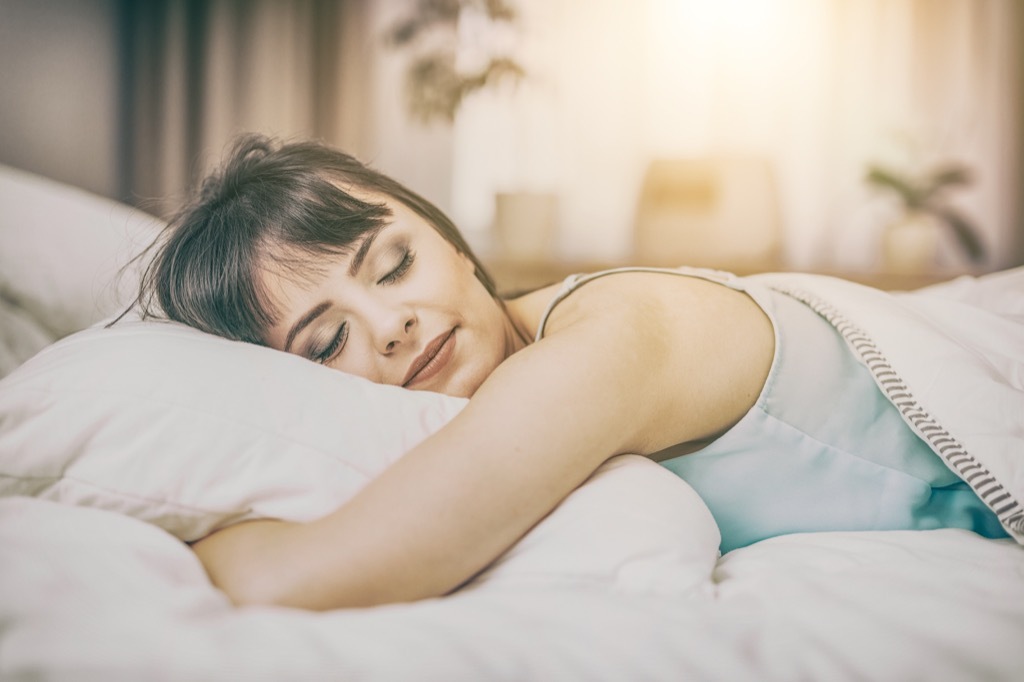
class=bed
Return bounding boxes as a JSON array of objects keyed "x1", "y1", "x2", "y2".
[{"x1": 1, "y1": 163, "x2": 1023, "y2": 681}]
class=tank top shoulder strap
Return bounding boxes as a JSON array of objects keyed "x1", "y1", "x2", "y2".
[{"x1": 534, "y1": 265, "x2": 744, "y2": 341}]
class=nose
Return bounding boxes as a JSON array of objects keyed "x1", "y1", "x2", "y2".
[{"x1": 376, "y1": 310, "x2": 416, "y2": 355}]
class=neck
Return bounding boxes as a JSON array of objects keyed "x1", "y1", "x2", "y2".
[
  {"x1": 499, "y1": 280, "x2": 563, "y2": 358},
  {"x1": 499, "y1": 299, "x2": 533, "y2": 360}
]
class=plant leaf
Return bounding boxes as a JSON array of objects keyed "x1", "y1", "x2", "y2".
[
  {"x1": 928, "y1": 163, "x2": 973, "y2": 189},
  {"x1": 866, "y1": 165, "x2": 922, "y2": 207},
  {"x1": 934, "y1": 205, "x2": 986, "y2": 263}
]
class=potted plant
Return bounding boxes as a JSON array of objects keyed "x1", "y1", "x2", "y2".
[
  {"x1": 386, "y1": 0, "x2": 525, "y2": 123},
  {"x1": 865, "y1": 160, "x2": 985, "y2": 273}
]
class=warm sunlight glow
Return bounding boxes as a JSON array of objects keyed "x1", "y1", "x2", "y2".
[
  {"x1": 449, "y1": 0, "x2": 1017, "y2": 272},
  {"x1": 642, "y1": 0, "x2": 828, "y2": 156}
]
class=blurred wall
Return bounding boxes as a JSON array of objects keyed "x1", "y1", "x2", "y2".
[
  {"x1": 0, "y1": 0, "x2": 455, "y2": 219},
  {"x1": 0, "y1": 0, "x2": 122, "y2": 198}
]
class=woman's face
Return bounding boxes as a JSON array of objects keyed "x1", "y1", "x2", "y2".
[{"x1": 260, "y1": 196, "x2": 516, "y2": 398}]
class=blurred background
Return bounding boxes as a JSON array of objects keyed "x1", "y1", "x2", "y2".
[{"x1": 1, "y1": 0, "x2": 1021, "y2": 293}]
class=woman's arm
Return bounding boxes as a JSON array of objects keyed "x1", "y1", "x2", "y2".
[{"x1": 193, "y1": 274, "x2": 773, "y2": 610}]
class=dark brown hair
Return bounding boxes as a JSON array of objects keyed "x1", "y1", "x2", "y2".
[{"x1": 125, "y1": 134, "x2": 499, "y2": 345}]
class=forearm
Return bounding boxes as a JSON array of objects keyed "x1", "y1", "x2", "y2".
[
  {"x1": 194, "y1": 416, "x2": 587, "y2": 610},
  {"x1": 194, "y1": 519, "x2": 459, "y2": 611},
  {"x1": 196, "y1": 484, "x2": 563, "y2": 610},
  {"x1": 193, "y1": 512, "x2": 472, "y2": 610}
]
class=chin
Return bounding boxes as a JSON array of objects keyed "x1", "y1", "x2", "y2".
[
  {"x1": 440, "y1": 339, "x2": 504, "y2": 398},
  {"x1": 445, "y1": 363, "x2": 489, "y2": 399}
]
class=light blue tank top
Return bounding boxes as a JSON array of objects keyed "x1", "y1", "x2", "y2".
[{"x1": 536, "y1": 266, "x2": 1008, "y2": 552}]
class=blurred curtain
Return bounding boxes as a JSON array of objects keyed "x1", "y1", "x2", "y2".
[
  {"x1": 117, "y1": 0, "x2": 373, "y2": 216},
  {"x1": 451, "y1": 0, "x2": 1021, "y2": 271}
]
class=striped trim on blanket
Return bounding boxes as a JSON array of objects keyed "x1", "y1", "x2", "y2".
[{"x1": 770, "y1": 284, "x2": 1024, "y2": 536}]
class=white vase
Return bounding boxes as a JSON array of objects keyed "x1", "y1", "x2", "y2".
[{"x1": 882, "y1": 212, "x2": 941, "y2": 274}]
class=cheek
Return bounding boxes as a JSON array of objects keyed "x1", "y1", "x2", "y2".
[
  {"x1": 421, "y1": 253, "x2": 479, "y2": 303},
  {"x1": 328, "y1": 337, "x2": 381, "y2": 381},
  {"x1": 459, "y1": 279, "x2": 502, "y2": 333}
]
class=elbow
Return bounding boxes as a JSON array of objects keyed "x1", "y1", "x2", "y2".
[
  {"x1": 208, "y1": 563, "x2": 292, "y2": 609},
  {"x1": 192, "y1": 520, "x2": 313, "y2": 610}
]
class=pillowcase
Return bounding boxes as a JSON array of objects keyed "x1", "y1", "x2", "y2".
[
  {"x1": 0, "y1": 317, "x2": 721, "y2": 598},
  {"x1": 0, "y1": 318, "x2": 467, "y2": 541}
]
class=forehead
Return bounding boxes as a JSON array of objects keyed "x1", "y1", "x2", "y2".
[{"x1": 256, "y1": 195, "x2": 444, "y2": 313}]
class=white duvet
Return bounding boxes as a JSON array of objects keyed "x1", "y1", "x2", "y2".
[{"x1": 3, "y1": 487, "x2": 1023, "y2": 681}]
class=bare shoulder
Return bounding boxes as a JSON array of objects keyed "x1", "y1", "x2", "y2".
[
  {"x1": 541, "y1": 270, "x2": 768, "y2": 337},
  {"x1": 525, "y1": 270, "x2": 775, "y2": 453}
]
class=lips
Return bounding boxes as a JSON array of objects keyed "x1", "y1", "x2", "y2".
[{"x1": 402, "y1": 329, "x2": 456, "y2": 388}]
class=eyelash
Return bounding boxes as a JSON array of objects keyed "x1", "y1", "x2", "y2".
[
  {"x1": 378, "y1": 249, "x2": 415, "y2": 285},
  {"x1": 313, "y1": 249, "x2": 415, "y2": 364},
  {"x1": 315, "y1": 324, "x2": 347, "y2": 364}
]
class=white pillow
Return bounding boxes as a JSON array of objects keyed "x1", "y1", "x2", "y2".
[
  {"x1": 0, "y1": 164, "x2": 163, "y2": 339},
  {"x1": 470, "y1": 453, "x2": 720, "y2": 595},
  {"x1": 0, "y1": 319, "x2": 467, "y2": 541},
  {"x1": 0, "y1": 298, "x2": 56, "y2": 378}
]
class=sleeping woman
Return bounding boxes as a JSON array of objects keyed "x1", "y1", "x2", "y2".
[{"x1": 130, "y1": 134, "x2": 1009, "y2": 610}]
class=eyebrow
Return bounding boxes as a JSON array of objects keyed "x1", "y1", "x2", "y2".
[
  {"x1": 348, "y1": 225, "x2": 386, "y2": 277},
  {"x1": 284, "y1": 301, "x2": 331, "y2": 353}
]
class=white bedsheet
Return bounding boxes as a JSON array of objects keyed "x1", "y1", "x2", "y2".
[{"x1": 3, "y1": 491, "x2": 1023, "y2": 681}]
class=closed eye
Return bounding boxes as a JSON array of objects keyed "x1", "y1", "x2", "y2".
[
  {"x1": 378, "y1": 249, "x2": 414, "y2": 286},
  {"x1": 313, "y1": 323, "x2": 348, "y2": 364}
]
